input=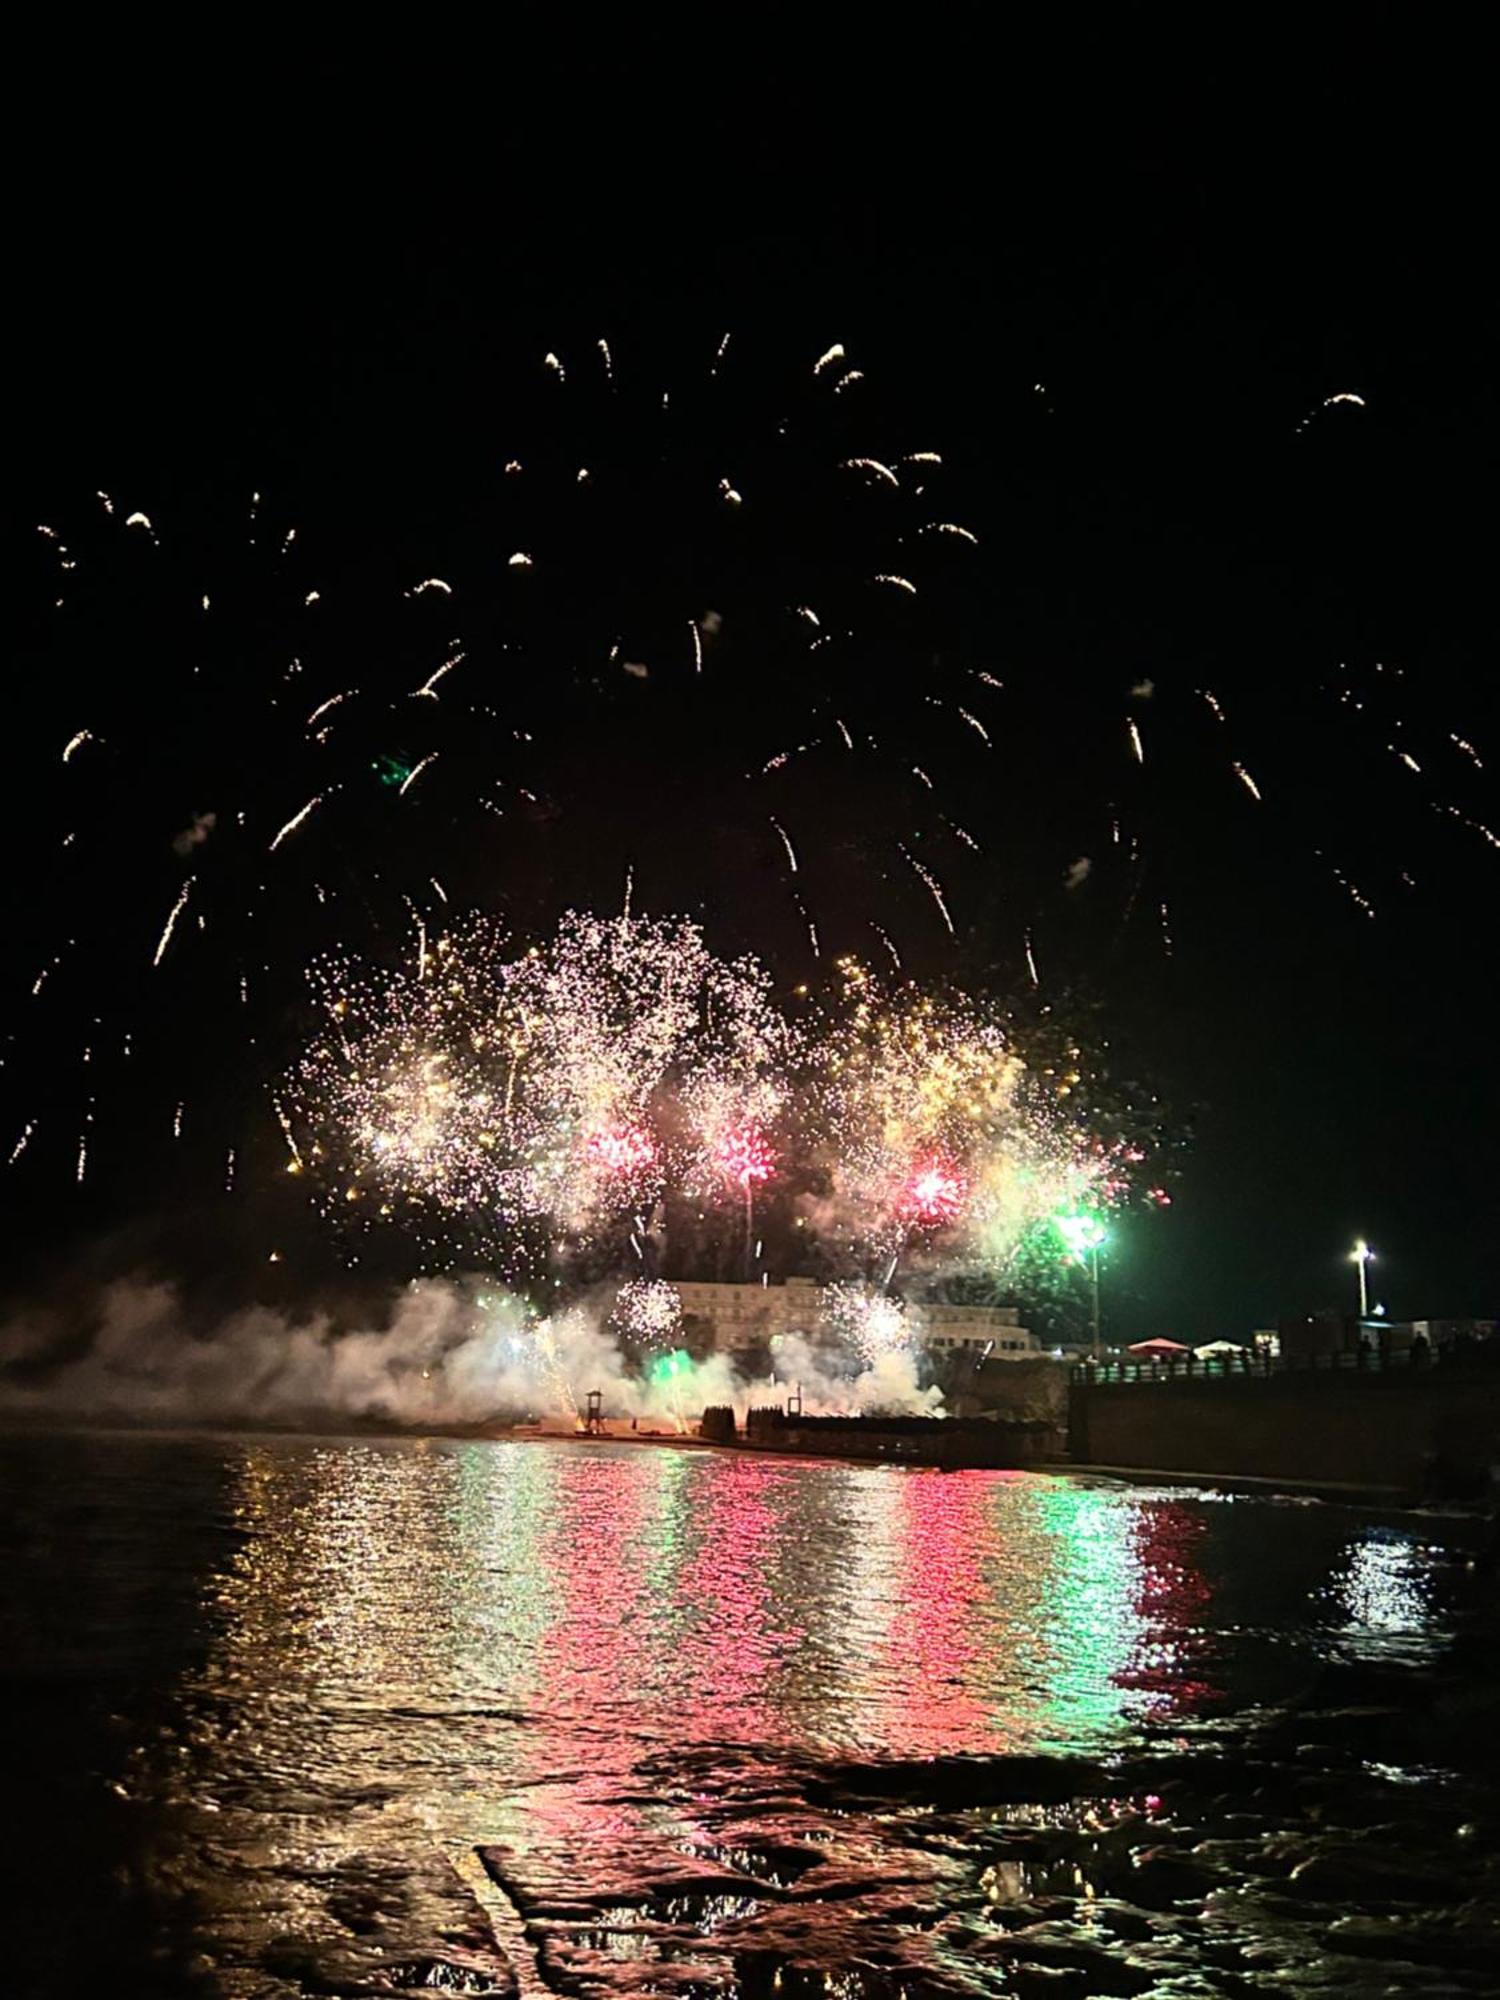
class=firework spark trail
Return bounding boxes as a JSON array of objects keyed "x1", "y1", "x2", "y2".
[
  {"x1": 899, "y1": 845, "x2": 955, "y2": 935},
  {"x1": 1437, "y1": 803, "x2": 1500, "y2": 851},
  {"x1": 306, "y1": 690, "x2": 356, "y2": 727},
  {"x1": 1232, "y1": 762, "x2": 1263, "y2": 801},
  {"x1": 18, "y1": 330, "x2": 1482, "y2": 1208},
  {"x1": 770, "y1": 819, "x2": 799, "y2": 874},
  {"x1": 269, "y1": 795, "x2": 324, "y2": 852},
  {"x1": 412, "y1": 654, "x2": 463, "y2": 699},
  {"x1": 398, "y1": 753, "x2": 438, "y2": 797},
  {"x1": 153, "y1": 878, "x2": 194, "y2": 966}
]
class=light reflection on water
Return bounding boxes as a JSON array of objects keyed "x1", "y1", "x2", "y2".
[
  {"x1": 0, "y1": 1433, "x2": 1467, "y2": 1996},
  {"x1": 202, "y1": 1445, "x2": 1214, "y2": 1763},
  {"x1": 194, "y1": 1442, "x2": 1456, "y2": 1761}
]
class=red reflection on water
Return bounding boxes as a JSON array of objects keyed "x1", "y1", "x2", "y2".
[
  {"x1": 537, "y1": 1451, "x2": 659, "y2": 1739},
  {"x1": 676, "y1": 1457, "x2": 791, "y2": 1739},
  {"x1": 882, "y1": 1470, "x2": 998, "y2": 1750},
  {"x1": 1116, "y1": 1502, "x2": 1222, "y2": 1714}
]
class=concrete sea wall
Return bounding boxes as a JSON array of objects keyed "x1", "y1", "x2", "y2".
[{"x1": 1069, "y1": 1364, "x2": 1500, "y2": 1498}]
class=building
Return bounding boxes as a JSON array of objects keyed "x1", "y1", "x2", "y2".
[
  {"x1": 918, "y1": 1301, "x2": 1038, "y2": 1357},
  {"x1": 671, "y1": 1280, "x2": 1038, "y2": 1360},
  {"x1": 674, "y1": 1278, "x2": 822, "y2": 1350}
]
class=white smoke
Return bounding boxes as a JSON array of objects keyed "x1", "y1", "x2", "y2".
[
  {"x1": 0, "y1": 1276, "x2": 943, "y2": 1429},
  {"x1": 172, "y1": 810, "x2": 217, "y2": 857}
]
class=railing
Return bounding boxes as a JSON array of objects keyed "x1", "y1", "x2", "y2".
[{"x1": 1072, "y1": 1342, "x2": 1492, "y2": 1386}]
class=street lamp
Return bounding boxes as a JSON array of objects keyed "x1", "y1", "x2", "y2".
[
  {"x1": 1055, "y1": 1213, "x2": 1109, "y2": 1359},
  {"x1": 1350, "y1": 1237, "x2": 1375, "y2": 1319}
]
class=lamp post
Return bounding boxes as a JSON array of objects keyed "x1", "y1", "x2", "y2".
[
  {"x1": 1350, "y1": 1237, "x2": 1374, "y2": 1319},
  {"x1": 1055, "y1": 1213, "x2": 1109, "y2": 1359}
]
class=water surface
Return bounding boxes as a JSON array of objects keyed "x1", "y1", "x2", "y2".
[{"x1": 1, "y1": 1431, "x2": 1488, "y2": 1996}]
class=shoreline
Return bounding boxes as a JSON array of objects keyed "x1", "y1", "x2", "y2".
[{"x1": 5, "y1": 1416, "x2": 1488, "y2": 1519}]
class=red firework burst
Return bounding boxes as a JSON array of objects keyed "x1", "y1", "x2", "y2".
[
  {"x1": 713, "y1": 1125, "x2": 775, "y2": 1190},
  {"x1": 902, "y1": 1157, "x2": 965, "y2": 1226}
]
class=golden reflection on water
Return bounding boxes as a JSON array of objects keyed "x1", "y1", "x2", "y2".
[
  {"x1": 199, "y1": 1441, "x2": 1194, "y2": 1778},
  {"x1": 102, "y1": 1438, "x2": 1452, "y2": 1994}
]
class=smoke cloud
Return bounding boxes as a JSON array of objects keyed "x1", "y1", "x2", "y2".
[{"x1": 0, "y1": 1276, "x2": 942, "y2": 1430}]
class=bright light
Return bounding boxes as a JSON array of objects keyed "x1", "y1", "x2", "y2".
[
  {"x1": 1054, "y1": 1212, "x2": 1107, "y2": 1258},
  {"x1": 713, "y1": 1125, "x2": 775, "y2": 1190},
  {"x1": 585, "y1": 1124, "x2": 657, "y2": 1176},
  {"x1": 902, "y1": 1156, "x2": 965, "y2": 1226},
  {"x1": 1351, "y1": 1238, "x2": 1374, "y2": 1264}
]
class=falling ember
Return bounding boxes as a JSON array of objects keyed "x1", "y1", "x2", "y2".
[
  {"x1": 398, "y1": 753, "x2": 438, "y2": 797},
  {"x1": 841, "y1": 457, "x2": 900, "y2": 488},
  {"x1": 269, "y1": 795, "x2": 324, "y2": 852},
  {"x1": 153, "y1": 878, "x2": 194, "y2": 966},
  {"x1": 8, "y1": 1121, "x2": 36, "y2": 1166},
  {"x1": 272, "y1": 1096, "x2": 303, "y2": 1171},
  {"x1": 1437, "y1": 803, "x2": 1500, "y2": 851},
  {"x1": 412, "y1": 654, "x2": 462, "y2": 700},
  {"x1": 306, "y1": 689, "x2": 355, "y2": 727},
  {"x1": 899, "y1": 845, "x2": 955, "y2": 935},
  {"x1": 62, "y1": 730, "x2": 95, "y2": 763},
  {"x1": 1128, "y1": 720, "x2": 1145, "y2": 764},
  {"x1": 1232, "y1": 762, "x2": 1262, "y2": 801}
]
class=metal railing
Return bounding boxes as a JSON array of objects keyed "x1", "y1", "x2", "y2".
[{"x1": 1071, "y1": 1342, "x2": 1489, "y2": 1386}]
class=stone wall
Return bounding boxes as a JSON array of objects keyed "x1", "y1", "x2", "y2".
[{"x1": 1069, "y1": 1364, "x2": 1500, "y2": 1498}]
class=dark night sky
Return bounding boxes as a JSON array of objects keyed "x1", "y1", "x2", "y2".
[{"x1": 4, "y1": 20, "x2": 1495, "y2": 1335}]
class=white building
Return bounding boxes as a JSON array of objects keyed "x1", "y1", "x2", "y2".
[
  {"x1": 670, "y1": 1280, "x2": 1038, "y2": 1359},
  {"x1": 919, "y1": 1300, "x2": 1038, "y2": 1358},
  {"x1": 674, "y1": 1278, "x2": 822, "y2": 1346}
]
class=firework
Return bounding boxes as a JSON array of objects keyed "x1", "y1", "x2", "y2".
[
  {"x1": 8, "y1": 333, "x2": 1002, "y2": 1206},
  {"x1": 901, "y1": 1158, "x2": 966, "y2": 1228},
  {"x1": 820, "y1": 1281, "x2": 911, "y2": 1365},
  {"x1": 289, "y1": 911, "x2": 797, "y2": 1276},
  {"x1": 712, "y1": 1126, "x2": 775, "y2": 1191},
  {"x1": 12, "y1": 329, "x2": 1468, "y2": 1224},
  {"x1": 608, "y1": 1278, "x2": 683, "y2": 1357}
]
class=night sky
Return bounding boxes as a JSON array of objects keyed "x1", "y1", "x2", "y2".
[{"x1": 5, "y1": 23, "x2": 1495, "y2": 1336}]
